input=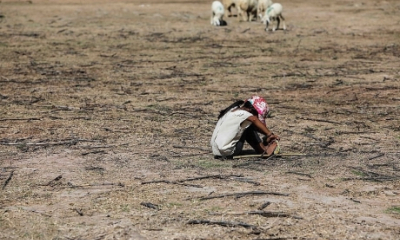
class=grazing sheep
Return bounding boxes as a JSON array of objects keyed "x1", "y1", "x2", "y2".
[
  {"x1": 222, "y1": 0, "x2": 237, "y2": 18},
  {"x1": 211, "y1": 1, "x2": 227, "y2": 26},
  {"x1": 262, "y1": 3, "x2": 286, "y2": 31},
  {"x1": 257, "y1": 0, "x2": 273, "y2": 21},
  {"x1": 236, "y1": 0, "x2": 258, "y2": 22}
]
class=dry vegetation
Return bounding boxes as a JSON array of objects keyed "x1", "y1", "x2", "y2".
[{"x1": 1, "y1": 0, "x2": 400, "y2": 239}]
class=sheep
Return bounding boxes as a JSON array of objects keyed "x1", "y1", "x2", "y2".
[
  {"x1": 211, "y1": 1, "x2": 227, "y2": 26},
  {"x1": 222, "y1": 0, "x2": 237, "y2": 18},
  {"x1": 236, "y1": 0, "x2": 258, "y2": 22},
  {"x1": 262, "y1": 3, "x2": 286, "y2": 32},
  {"x1": 257, "y1": 0, "x2": 273, "y2": 21}
]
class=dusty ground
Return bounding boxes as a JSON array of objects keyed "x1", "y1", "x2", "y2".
[{"x1": 1, "y1": 0, "x2": 400, "y2": 239}]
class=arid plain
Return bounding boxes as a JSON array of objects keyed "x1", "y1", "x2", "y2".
[{"x1": 1, "y1": 0, "x2": 400, "y2": 239}]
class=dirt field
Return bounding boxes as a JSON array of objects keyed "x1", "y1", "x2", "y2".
[{"x1": 1, "y1": 0, "x2": 400, "y2": 239}]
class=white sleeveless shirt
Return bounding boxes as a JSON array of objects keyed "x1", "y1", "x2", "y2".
[{"x1": 210, "y1": 108, "x2": 253, "y2": 156}]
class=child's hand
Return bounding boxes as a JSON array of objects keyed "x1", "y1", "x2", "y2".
[{"x1": 266, "y1": 133, "x2": 280, "y2": 144}]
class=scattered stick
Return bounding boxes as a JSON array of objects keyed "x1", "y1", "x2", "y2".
[
  {"x1": 197, "y1": 190, "x2": 289, "y2": 200},
  {"x1": 285, "y1": 171, "x2": 313, "y2": 179},
  {"x1": 187, "y1": 219, "x2": 259, "y2": 230},
  {"x1": 233, "y1": 153, "x2": 306, "y2": 159},
  {"x1": 42, "y1": 175, "x2": 62, "y2": 186},
  {"x1": 247, "y1": 211, "x2": 303, "y2": 219},
  {"x1": 231, "y1": 176, "x2": 261, "y2": 186},
  {"x1": 272, "y1": 72, "x2": 305, "y2": 78},
  {"x1": 67, "y1": 182, "x2": 125, "y2": 188},
  {"x1": 336, "y1": 131, "x2": 377, "y2": 135},
  {"x1": 303, "y1": 133, "x2": 322, "y2": 141},
  {"x1": 84, "y1": 166, "x2": 105, "y2": 171},
  {"x1": 73, "y1": 208, "x2": 84, "y2": 216},
  {"x1": 296, "y1": 116, "x2": 340, "y2": 125},
  {"x1": 258, "y1": 202, "x2": 271, "y2": 210},
  {"x1": 142, "y1": 174, "x2": 244, "y2": 188},
  {"x1": 368, "y1": 153, "x2": 385, "y2": 161},
  {"x1": 213, "y1": 210, "x2": 302, "y2": 219},
  {"x1": 252, "y1": 237, "x2": 288, "y2": 240},
  {"x1": 2, "y1": 171, "x2": 14, "y2": 190},
  {"x1": 242, "y1": 28, "x2": 250, "y2": 33},
  {"x1": 140, "y1": 202, "x2": 160, "y2": 210},
  {"x1": 81, "y1": 150, "x2": 106, "y2": 156},
  {"x1": 28, "y1": 209, "x2": 52, "y2": 217},
  {"x1": 1, "y1": 75, "x2": 10, "y2": 81},
  {"x1": 177, "y1": 174, "x2": 243, "y2": 182},
  {"x1": 348, "y1": 198, "x2": 361, "y2": 204},
  {"x1": 367, "y1": 163, "x2": 390, "y2": 167},
  {"x1": 346, "y1": 166, "x2": 398, "y2": 181},
  {"x1": 80, "y1": 143, "x2": 129, "y2": 149},
  {"x1": 141, "y1": 179, "x2": 202, "y2": 188},
  {"x1": 0, "y1": 138, "x2": 101, "y2": 147},
  {"x1": 342, "y1": 176, "x2": 399, "y2": 182},
  {"x1": 0, "y1": 118, "x2": 41, "y2": 122}
]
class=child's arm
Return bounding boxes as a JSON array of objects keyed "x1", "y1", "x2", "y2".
[{"x1": 246, "y1": 115, "x2": 280, "y2": 142}]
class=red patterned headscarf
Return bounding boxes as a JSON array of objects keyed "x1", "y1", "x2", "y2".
[{"x1": 246, "y1": 96, "x2": 269, "y2": 124}]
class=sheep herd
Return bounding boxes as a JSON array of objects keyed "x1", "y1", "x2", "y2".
[{"x1": 211, "y1": 0, "x2": 286, "y2": 32}]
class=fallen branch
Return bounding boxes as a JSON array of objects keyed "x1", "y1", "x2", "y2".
[
  {"x1": 251, "y1": 237, "x2": 288, "y2": 240},
  {"x1": 1, "y1": 140, "x2": 77, "y2": 146},
  {"x1": 73, "y1": 208, "x2": 84, "y2": 216},
  {"x1": 187, "y1": 219, "x2": 258, "y2": 230},
  {"x1": 28, "y1": 209, "x2": 52, "y2": 217},
  {"x1": 141, "y1": 179, "x2": 202, "y2": 188},
  {"x1": 346, "y1": 166, "x2": 398, "y2": 182},
  {"x1": 342, "y1": 176, "x2": 399, "y2": 182},
  {"x1": 0, "y1": 118, "x2": 41, "y2": 122},
  {"x1": 348, "y1": 198, "x2": 361, "y2": 204},
  {"x1": 66, "y1": 182, "x2": 125, "y2": 188},
  {"x1": 140, "y1": 202, "x2": 160, "y2": 210},
  {"x1": 367, "y1": 163, "x2": 390, "y2": 168},
  {"x1": 242, "y1": 28, "x2": 250, "y2": 33},
  {"x1": 285, "y1": 171, "x2": 313, "y2": 179},
  {"x1": 214, "y1": 210, "x2": 302, "y2": 220},
  {"x1": 272, "y1": 72, "x2": 306, "y2": 78},
  {"x1": 231, "y1": 176, "x2": 261, "y2": 186},
  {"x1": 81, "y1": 150, "x2": 106, "y2": 156},
  {"x1": 258, "y1": 202, "x2": 271, "y2": 210},
  {"x1": 336, "y1": 131, "x2": 378, "y2": 135},
  {"x1": 247, "y1": 210, "x2": 303, "y2": 219},
  {"x1": 2, "y1": 171, "x2": 14, "y2": 190},
  {"x1": 141, "y1": 174, "x2": 243, "y2": 188},
  {"x1": 80, "y1": 143, "x2": 129, "y2": 149},
  {"x1": 296, "y1": 116, "x2": 340, "y2": 125},
  {"x1": 0, "y1": 138, "x2": 101, "y2": 147},
  {"x1": 233, "y1": 153, "x2": 306, "y2": 159},
  {"x1": 176, "y1": 174, "x2": 243, "y2": 182},
  {"x1": 197, "y1": 190, "x2": 289, "y2": 200},
  {"x1": 41, "y1": 175, "x2": 62, "y2": 187},
  {"x1": 368, "y1": 153, "x2": 385, "y2": 160}
]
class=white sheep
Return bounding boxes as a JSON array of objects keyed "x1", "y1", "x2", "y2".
[
  {"x1": 211, "y1": 1, "x2": 226, "y2": 26},
  {"x1": 262, "y1": 3, "x2": 286, "y2": 32},
  {"x1": 236, "y1": 0, "x2": 258, "y2": 22},
  {"x1": 257, "y1": 0, "x2": 273, "y2": 21},
  {"x1": 222, "y1": 0, "x2": 237, "y2": 18}
]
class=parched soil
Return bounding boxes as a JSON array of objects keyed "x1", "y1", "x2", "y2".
[{"x1": 1, "y1": 0, "x2": 400, "y2": 239}]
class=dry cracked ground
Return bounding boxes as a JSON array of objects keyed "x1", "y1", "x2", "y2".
[{"x1": 0, "y1": 0, "x2": 400, "y2": 239}]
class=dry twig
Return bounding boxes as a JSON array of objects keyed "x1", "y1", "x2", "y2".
[
  {"x1": 2, "y1": 171, "x2": 14, "y2": 190},
  {"x1": 196, "y1": 190, "x2": 289, "y2": 200},
  {"x1": 187, "y1": 219, "x2": 259, "y2": 230}
]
